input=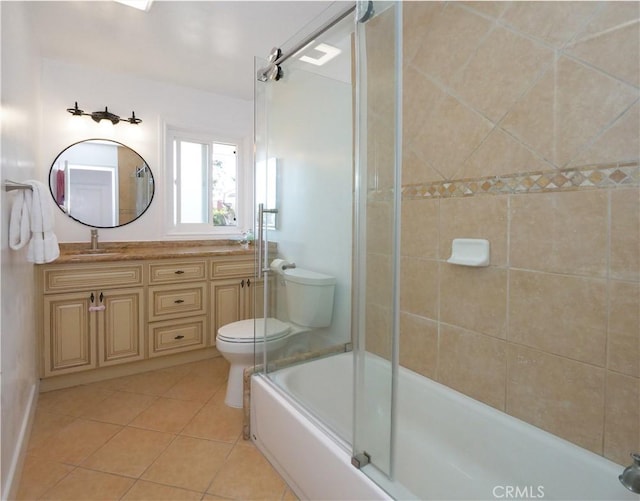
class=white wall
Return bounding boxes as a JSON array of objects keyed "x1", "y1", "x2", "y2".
[
  {"x1": 39, "y1": 58, "x2": 253, "y2": 242},
  {"x1": 0, "y1": 2, "x2": 42, "y2": 498},
  {"x1": 266, "y1": 67, "x2": 353, "y2": 346}
]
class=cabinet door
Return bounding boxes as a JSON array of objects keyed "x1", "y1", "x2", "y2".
[
  {"x1": 43, "y1": 292, "x2": 96, "y2": 377},
  {"x1": 244, "y1": 278, "x2": 265, "y2": 320},
  {"x1": 97, "y1": 288, "x2": 144, "y2": 367},
  {"x1": 211, "y1": 279, "x2": 243, "y2": 335}
]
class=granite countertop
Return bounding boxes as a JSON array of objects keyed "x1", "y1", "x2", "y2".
[{"x1": 53, "y1": 240, "x2": 257, "y2": 264}]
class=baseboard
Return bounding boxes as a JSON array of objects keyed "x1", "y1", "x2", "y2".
[{"x1": 2, "y1": 381, "x2": 39, "y2": 501}]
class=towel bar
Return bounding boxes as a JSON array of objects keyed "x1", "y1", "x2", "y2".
[{"x1": 4, "y1": 180, "x2": 33, "y2": 192}]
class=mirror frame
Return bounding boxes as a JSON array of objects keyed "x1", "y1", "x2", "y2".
[{"x1": 49, "y1": 138, "x2": 155, "y2": 228}]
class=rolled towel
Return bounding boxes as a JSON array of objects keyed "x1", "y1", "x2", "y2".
[
  {"x1": 9, "y1": 188, "x2": 32, "y2": 250},
  {"x1": 26, "y1": 180, "x2": 60, "y2": 264}
]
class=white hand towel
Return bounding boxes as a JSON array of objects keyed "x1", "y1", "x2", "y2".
[
  {"x1": 26, "y1": 180, "x2": 60, "y2": 264},
  {"x1": 9, "y1": 188, "x2": 32, "y2": 250}
]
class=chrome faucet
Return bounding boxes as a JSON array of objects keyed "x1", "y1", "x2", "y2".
[
  {"x1": 619, "y1": 452, "x2": 640, "y2": 493},
  {"x1": 90, "y1": 229, "x2": 99, "y2": 250}
]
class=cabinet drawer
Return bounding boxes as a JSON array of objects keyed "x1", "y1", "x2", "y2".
[
  {"x1": 149, "y1": 260, "x2": 207, "y2": 284},
  {"x1": 148, "y1": 316, "x2": 207, "y2": 357},
  {"x1": 210, "y1": 258, "x2": 255, "y2": 279},
  {"x1": 149, "y1": 283, "x2": 206, "y2": 321},
  {"x1": 44, "y1": 264, "x2": 143, "y2": 293}
]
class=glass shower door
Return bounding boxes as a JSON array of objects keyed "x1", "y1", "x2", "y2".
[
  {"x1": 252, "y1": 7, "x2": 355, "y2": 444},
  {"x1": 353, "y1": 0, "x2": 403, "y2": 494}
]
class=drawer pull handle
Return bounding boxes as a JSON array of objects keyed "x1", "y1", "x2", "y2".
[
  {"x1": 174, "y1": 335, "x2": 185, "y2": 340},
  {"x1": 174, "y1": 299, "x2": 185, "y2": 304},
  {"x1": 174, "y1": 270, "x2": 185, "y2": 275}
]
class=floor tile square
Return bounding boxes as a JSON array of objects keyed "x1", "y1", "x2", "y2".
[
  {"x1": 81, "y1": 427, "x2": 174, "y2": 478},
  {"x1": 40, "y1": 467, "x2": 134, "y2": 500},
  {"x1": 122, "y1": 480, "x2": 202, "y2": 500},
  {"x1": 15, "y1": 455, "x2": 74, "y2": 500},
  {"x1": 181, "y1": 400, "x2": 243, "y2": 443},
  {"x1": 141, "y1": 436, "x2": 232, "y2": 492},
  {"x1": 80, "y1": 391, "x2": 158, "y2": 425},
  {"x1": 128, "y1": 397, "x2": 203, "y2": 433}
]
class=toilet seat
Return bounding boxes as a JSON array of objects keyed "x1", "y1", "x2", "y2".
[{"x1": 217, "y1": 318, "x2": 290, "y2": 343}]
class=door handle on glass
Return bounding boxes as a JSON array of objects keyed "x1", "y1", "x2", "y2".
[{"x1": 257, "y1": 203, "x2": 279, "y2": 279}]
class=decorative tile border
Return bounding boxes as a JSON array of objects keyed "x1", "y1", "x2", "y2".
[{"x1": 397, "y1": 161, "x2": 639, "y2": 200}]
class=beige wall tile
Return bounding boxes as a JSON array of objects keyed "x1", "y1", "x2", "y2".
[
  {"x1": 569, "y1": 102, "x2": 640, "y2": 167},
  {"x1": 409, "y1": 4, "x2": 492, "y2": 85},
  {"x1": 437, "y1": 324, "x2": 507, "y2": 410},
  {"x1": 439, "y1": 195, "x2": 507, "y2": 266},
  {"x1": 400, "y1": 257, "x2": 438, "y2": 320},
  {"x1": 367, "y1": 200, "x2": 394, "y2": 255},
  {"x1": 441, "y1": 265, "x2": 507, "y2": 339},
  {"x1": 399, "y1": 313, "x2": 438, "y2": 378},
  {"x1": 604, "y1": 372, "x2": 640, "y2": 465},
  {"x1": 608, "y1": 281, "x2": 640, "y2": 377},
  {"x1": 402, "y1": 146, "x2": 444, "y2": 185},
  {"x1": 573, "y1": 2, "x2": 640, "y2": 41},
  {"x1": 611, "y1": 188, "x2": 640, "y2": 281},
  {"x1": 413, "y1": 93, "x2": 493, "y2": 179},
  {"x1": 506, "y1": 345, "x2": 605, "y2": 454},
  {"x1": 501, "y1": 57, "x2": 638, "y2": 168},
  {"x1": 510, "y1": 190, "x2": 608, "y2": 277},
  {"x1": 366, "y1": 252, "x2": 393, "y2": 307},
  {"x1": 403, "y1": 66, "x2": 445, "y2": 150},
  {"x1": 509, "y1": 270, "x2": 607, "y2": 366},
  {"x1": 461, "y1": 128, "x2": 553, "y2": 179},
  {"x1": 567, "y1": 21, "x2": 640, "y2": 87},
  {"x1": 460, "y1": 1, "x2": 508, "y2": 19},
  {"x1": 369, "y1": 116, "x2": 396, "y2": 191},
  {"x1": 403, "y1": 1, "x2": 445, "y2": 62},
  {"x1": 451, "y1": 26, "x2": 552, "y2": 123},
  {"x1": 501, "y1": 2, "x2": 601, "y2": 48},
  {"x1": 401, "y1": 198, "x2": 438, "y2": 259},
  {"x1": 365, "y1": 303, "x2": 392, "y2": 360}
]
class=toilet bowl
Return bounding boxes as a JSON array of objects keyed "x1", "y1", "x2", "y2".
[{"x1": 215, "y1": 267, "x2": 336, "y2": 407}]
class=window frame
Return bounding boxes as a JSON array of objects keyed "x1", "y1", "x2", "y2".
[{"x1": 165, "y1": 125, "x2": 250, "y2": 237}]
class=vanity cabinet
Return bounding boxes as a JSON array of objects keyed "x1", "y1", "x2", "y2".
[
  {"x1": 38, "y1": 250, "x2": 262, "y2": 383},
  {"x1": 40, "y1": 263, "x2": 144, "y2": 377},
  {"x1": 210, "y1": 257, "x2": 264, "y2": 335},
  {"x1": 147, "y1": 260, "x2": 208, "y2": 357}
]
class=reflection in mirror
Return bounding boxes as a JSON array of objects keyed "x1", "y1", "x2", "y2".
[{"x1": 49, "y1": 139, "x2": 154, "y2": 228}]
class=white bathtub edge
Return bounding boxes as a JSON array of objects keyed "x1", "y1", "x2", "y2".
[{"x1": 251, "y1": 374, "x2": 392, "y2": 501}]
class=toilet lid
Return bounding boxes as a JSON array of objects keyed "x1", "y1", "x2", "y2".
[{"x1": 217, "y1": 318, "x2": 290, "y2": 343}]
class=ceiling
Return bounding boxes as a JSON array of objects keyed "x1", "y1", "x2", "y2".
[{"x1": 26, "y1": 1, "x2": 334, "y2": 101}]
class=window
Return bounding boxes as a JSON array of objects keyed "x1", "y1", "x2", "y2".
[{"x1": 167, "y1": 127, "x2": 248, "y2": 236}]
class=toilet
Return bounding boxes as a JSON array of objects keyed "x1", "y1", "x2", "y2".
[{"x1": 216, "y1": 267, "x2": 336, "y2": 407}]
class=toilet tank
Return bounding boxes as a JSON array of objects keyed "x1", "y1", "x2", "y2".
[{"x1": 283, "y1": 268, "x2": 336, "y2": 328}]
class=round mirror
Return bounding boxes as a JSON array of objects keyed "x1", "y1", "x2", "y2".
[{"x1": 49, "y1": 139, "x2": 154, "y2": 228}]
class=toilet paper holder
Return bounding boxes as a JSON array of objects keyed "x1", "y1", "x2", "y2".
[{"x1": 270, "y1": 258, "x2": 296, "y2": 273}]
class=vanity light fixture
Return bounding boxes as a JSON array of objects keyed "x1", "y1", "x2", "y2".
[{"x1": 66, "y1": 102, "x2": 142, "y2": 125}]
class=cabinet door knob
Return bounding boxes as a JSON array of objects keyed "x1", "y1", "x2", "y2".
[
  {"x1": 174, "y1": 270, "x2": 185, "y2": 275},
  {"x1": 241, "y1": 279, "x2": 245, "y2": 287},
  {"x1": 99, "y1": 292, "x2": 104, "y2": 303},
  {"x1": 90, "y1": 292, "x2": 95, "y2": 303},
  {"x1": 174, "y1": 335, "x2": 185, "y2": 340},
  {"x1": 247, "y1": 278, "x2": 251, "y2": 287},
  {"x1": 174, "y1": 299, "x2": 185, "y2": 304}
]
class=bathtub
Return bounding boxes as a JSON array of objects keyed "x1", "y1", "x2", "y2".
[{"x1": 251, "y1": 352, "x2": 635, "y2": 500}]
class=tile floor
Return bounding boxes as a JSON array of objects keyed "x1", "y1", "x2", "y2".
[{"x1": 15, "y1": 357, "x2": 297, "y2": 500}]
